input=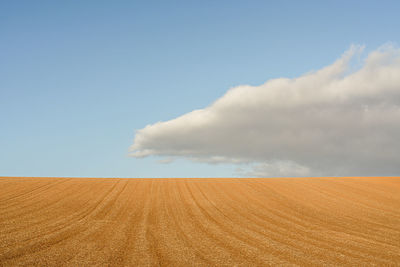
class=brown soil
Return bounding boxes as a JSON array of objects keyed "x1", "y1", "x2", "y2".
[{"x1": 0, "y1": 177, "x2": 399, "y2": 266}]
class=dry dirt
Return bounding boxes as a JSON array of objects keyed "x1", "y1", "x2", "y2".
[{"x1": 0, "y1": 177, "x2": 399, "y2": 266}]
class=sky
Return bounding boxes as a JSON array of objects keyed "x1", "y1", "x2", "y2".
[{"x1": 1, "y1": 1, "x2": 400, "y2": 178}]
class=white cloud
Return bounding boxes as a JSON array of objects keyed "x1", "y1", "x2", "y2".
[
  {"x1": 130, "y1": 44, "x2": 400, "y2": 177},
  {"x1": 236, "y1": 161, "x2": 313, "y2": 178},
  {"x1": 157, "y1": 157, "x2": 175, "y2": 164}
]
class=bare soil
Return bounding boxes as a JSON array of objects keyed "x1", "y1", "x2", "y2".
[{"x1": 0, "y1": 177, "x2": 399, "y2": 266}]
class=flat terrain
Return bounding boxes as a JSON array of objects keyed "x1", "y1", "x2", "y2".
[{"x1": 0, "y1": 177, "x2": 399, "y2": 266}]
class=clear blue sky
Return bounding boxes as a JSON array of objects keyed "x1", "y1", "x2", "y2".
[{"x1": 1, "y1": 1, "x2": 400, "y2": 177}]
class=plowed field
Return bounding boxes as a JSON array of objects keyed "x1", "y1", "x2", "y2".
[{"x1": 0, "y1": 177, "x2": 399, "y2": 266}]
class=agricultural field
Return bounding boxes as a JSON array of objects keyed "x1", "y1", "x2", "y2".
[{"x1": 0, "y1": 177, "x2": 399, "y2": 266}]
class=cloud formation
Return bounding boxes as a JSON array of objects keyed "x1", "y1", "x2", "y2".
[{"x1": 130, "y1": 44, "x2": 400, "y2": 177}]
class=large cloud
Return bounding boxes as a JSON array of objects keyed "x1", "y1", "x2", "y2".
[{"x1": 130, "y1": 45, "x2": 400, "y2": 177}]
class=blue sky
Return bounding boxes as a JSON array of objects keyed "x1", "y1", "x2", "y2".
[{"x1": 1, "y1": 1, "x2": 400, "y2": 178}]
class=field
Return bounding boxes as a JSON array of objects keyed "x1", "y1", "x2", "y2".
[{"x1": 0, "y1": 177, "x2": 399, "y2": 266}]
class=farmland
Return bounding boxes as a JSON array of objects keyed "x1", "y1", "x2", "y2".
[{"x1": 0, "y1": 177, "x2": 399, "y2": 266}]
